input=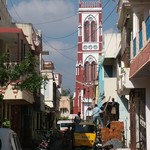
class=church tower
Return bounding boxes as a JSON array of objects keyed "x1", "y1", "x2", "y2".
[{"x1": 74, "y1": 0, "x2": 102, "y2": 120}]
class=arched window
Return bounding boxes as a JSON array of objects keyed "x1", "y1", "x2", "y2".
[
  {"x1": 91, "y1": 21, "x2": 97, "y2": 42},
  {"x1": 84, "y1": 62, "x2": 90, "y2": 82},
  {"x1": 91, "y1": 62, "x2": 97, "y2": 81},
  {"x1": 84, "y1": 21, "x2": 90, "y2": 42}
]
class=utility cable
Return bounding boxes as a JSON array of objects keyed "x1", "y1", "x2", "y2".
[
  {"x1": 102, "y1": 0, "x2": 111, "y2": 9},
  {"x1": 44, "y1": 30, "x2": 78, "y2": 39},
  {"x1": 42, "y1": 37, "x2": 76, "y2": 62},
  {"x1": 103, "y1": 4, "x2": 117, "y2": 24},
  {"x1": 42, "y1": 3, "x2": 117, "y2": 52},
  {"x1": 34, "y1": 13, "x2": 77, "y2": 25},
  {"x1": 9, "y1": 0, "x2": 24, "y2": 22},
  {"x1": 8, "y1": 1, "x2": 117, "y2": 60}
]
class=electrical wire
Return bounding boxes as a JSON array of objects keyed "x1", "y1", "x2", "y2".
[
  {"x1": 41, "y1": 3, "x2": 117, "y2": 53},
  {"x1": 34, "y1": 13, "x2": 78, "y2": 25},
  {"x1": 102, "y1": 0, "x2": 111, "y2": 9},
  {"x1": 44, "y1": 29, "x2": 78, "y2": 39},
  {"x1": 42, "y1": 37, "x2": 76, "y2": 62},
  {"x1": 103, "y1": 4, "x2": 117, "y2": 24},
  {"x1": 9, "y1": 0, "x2": 24, "y2": 22},
  {"x1": 8, "y1": 0, "x2": 117, "y2": 61}
]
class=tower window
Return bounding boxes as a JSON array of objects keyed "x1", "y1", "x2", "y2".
[
  {"x1": 84, "y1": 60, "x2": 97, "y2": 82},
  {"x1": 84, "y1": 18, "x2": 97, "y2": 42},
  {"x1": 84, "y1": 21, "x2": 90, "y2": 42},
  {"x1": 91, "y1": 21, "x2": 97, "y2": 42},
  {"x1": 91, "y1": 62, "x2": 97, "y2": 81},
  {"x1": 84, "y1": 62, "x2": 90, "y2": 82}
]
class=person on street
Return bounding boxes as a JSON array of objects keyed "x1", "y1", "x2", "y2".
[
  {"x1": 92, "y1": 104, "x2": 103, "y2": 127},
  {"x1": 110, "y1": 98, "x2": 117, "y2": 121},
  {"x1": 74, "y1": 112, "x2": 81, "y2": 124},
  {"x1": 74, "y1": 112, "x2": 82, "y2": 131}
]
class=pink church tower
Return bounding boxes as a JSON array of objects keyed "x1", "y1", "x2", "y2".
[{"x1": 74, "y1": 0, "x2": 102, "y2": 120}]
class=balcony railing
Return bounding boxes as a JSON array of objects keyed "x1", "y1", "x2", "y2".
[{"x1": 4, "y1": 61, "x2": 18, "y2": 69}]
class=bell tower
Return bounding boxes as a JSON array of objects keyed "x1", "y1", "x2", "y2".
[{"x1": 74, "y1": 0, "x2": 102, "y2": 120}]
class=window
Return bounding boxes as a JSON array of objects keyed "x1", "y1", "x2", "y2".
[
  {"x1": 91, "y1": 21, "x2": 97, "y2": 42},
  {"x1": 60, "y1": 108, "x2": 68, "y2": 114},
  {"x1": 84, "y1": 17, "x2": 97, "y2": 42},
  {"x1": 104, "y1": 65, "x2": 113, "y2": 77},
  {"x1": 84, "y1": 60, "x2": 97, "y2": 82},
  {"x1": 91, "y1": 62, "x2": 97, "y2": 81},
  {"x1": 84, "y1": 62, "x2": 90, "y2": 82},
  {"x1": 84, "y1": 21, "x2": 90, "y2": 42}
]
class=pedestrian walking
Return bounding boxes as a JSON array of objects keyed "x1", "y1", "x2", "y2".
[{"x1": 92, "y1": 104, "x2": 104, "y2": 127}]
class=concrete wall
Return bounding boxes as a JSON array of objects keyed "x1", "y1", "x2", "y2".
[{"x1": 104, "y1": 33, "x2": 121, "y2": 58}]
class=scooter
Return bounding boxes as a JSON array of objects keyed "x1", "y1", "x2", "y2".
[{"x1": 36, "y1": 138, "x2": 50, "y2": 150}]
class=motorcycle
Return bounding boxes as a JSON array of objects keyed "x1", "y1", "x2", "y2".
[
  {"x1": 93, "y1": 130, "x2": 103, "y2": 150},
  {"x1": 36, "y1": 130, "x2": 52, "y2": 150},
  {"x1": 36, "y1": 139, "x2": 50, "y2": 150}
]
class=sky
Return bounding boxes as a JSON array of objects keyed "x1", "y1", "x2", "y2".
[{"x1": 7, "y1": 0, "x2": 118, "y2": 93}]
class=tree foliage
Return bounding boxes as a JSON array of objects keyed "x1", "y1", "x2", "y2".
[
  {"x1": 0, "y1": 52, "x2": 48, "y2": 94},
  {"x1": 61, "y1": 88, "x2": 71, "y2": 96},
  {"x1": 0, "y1": 52, "x2": 48, "y2": 127}
]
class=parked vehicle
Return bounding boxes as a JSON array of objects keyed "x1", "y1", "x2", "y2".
[
  {"x1": 0, "y1": 128, "x2": 22, "y2": 150},
  {"x1": 73, "y1": 122, "x2": 98, "y2": 150},
  {"x1": 57, "y1": 120, "x2": 74, "y2": 133}
]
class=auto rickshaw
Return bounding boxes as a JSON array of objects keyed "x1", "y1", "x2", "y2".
[{"x1": 73, "y1": 122, "x2": 98, "y2": 150}]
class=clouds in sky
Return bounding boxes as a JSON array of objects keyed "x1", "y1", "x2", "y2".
[
  {"x1": 8, "y1": 0, "x2": 118, "y2": 93},
  {"x1": 9, "y1": 0, "x2": 78, "y2": 92}
]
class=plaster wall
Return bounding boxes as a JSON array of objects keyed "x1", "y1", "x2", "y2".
[
  {"x1": 103, "y1": 78, "x2": 117, "y2": 103},
  {"x1": 104, "y1": 33, "x2": 121, "y2": 58}
]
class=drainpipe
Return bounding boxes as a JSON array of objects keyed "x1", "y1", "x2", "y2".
[{"x1": 98, "y1": 54, "x2": 104, "y2": 108}]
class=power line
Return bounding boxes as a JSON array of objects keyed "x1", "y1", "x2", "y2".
[
  {"x1": 102, "y1": 0, "x2": 111, "y2": 9},
  {"x1": 42, "y1": 4, "x2": 117, "y2": 53},
  {"x1": 43, "y1": 34, "x2": 77, "y2": 51},
  {"x1": 103, "y1": 4, "x2": 117, "y2": 24},
  {"x1": 34, "y1": 13, "x2": 78, "y2": 25},
  {"x1": 8, "y1": 1, "x2": 117, "y2": 62},
  {"x1": 42, "y1": 37, "x2": 76, "y2": 62},
  {"x1": 9, "y1": 0, "x2": 24, "y2": 22},
  {"x1": 44, "y1": 29, "x2": 78, "y2": 39}
]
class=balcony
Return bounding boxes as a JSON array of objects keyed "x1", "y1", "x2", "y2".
[
  {"x1": 3, "y1": 84, "x2": 34, "y2": 104},
  {"x1": 0, "y1": 27, "x2": 39, "y2": 105},
  {"x1": 0, "y1": 27, "x2": 31, "y2": 59},
  {"x1": 117, "y1": 0, "x2": 130, "y2": 29},
  {"x1": 118, "y1": 67, "x2": 133, "y2": 95},
  {"x1": 130, "y1": 16, "x2": 150, "y2": 78}
]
